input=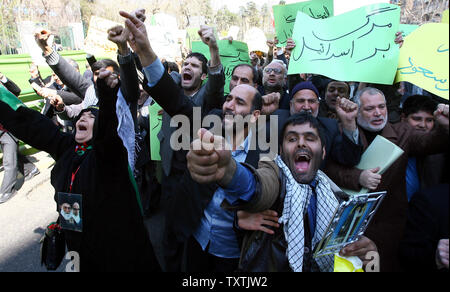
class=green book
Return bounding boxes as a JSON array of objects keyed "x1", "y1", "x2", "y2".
[{"x1": 0, "y1": 83, "x2": 24, "y2": 111}]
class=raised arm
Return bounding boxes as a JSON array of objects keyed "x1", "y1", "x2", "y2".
[
  {"x1": 120, "y1": 10, "x2": 195, "y2": 119},
  {"x1": 0, "y1": 88, "x2": 73, "y2": 160},
  {"x1": 198, "y1": 26, "x2": 225, "y2": 113},
  {"x1": 186, "y1": 128, "x2": 281, "y2": 213},
  {"x1": 0, "y1": 73, "x2": 21, "y2": 97},
  {"x1": 34, "y1": 30, "x2": 90, "y2": 99}
]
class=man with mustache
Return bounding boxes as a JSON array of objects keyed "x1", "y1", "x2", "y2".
[
  {"x1": 120, "y1": 10, "x2": 265, "y2": 271},
  {"x1": 260, "y1": 60, "x2": 291, "y2": 111},
  {"x1": 325, "y1": 87, "x2": 449, "y2": 271},
  {"x1": 186, "y1": 112, "x2": 378, "y2": 272},
  {"x1": 159, "y1": 25, "x2": 224, "y2": 183},
  {"x1": 319, "y1": 80, "x2": 351, "y2": 120}
]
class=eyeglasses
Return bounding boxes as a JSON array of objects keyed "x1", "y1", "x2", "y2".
[{"x1": 264, "y1": 67, "x2": 283, "y2": 75}]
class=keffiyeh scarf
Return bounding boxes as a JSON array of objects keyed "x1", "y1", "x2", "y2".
[{"x1": 275, "y1": 155, "x2": 339, "y2": 272}]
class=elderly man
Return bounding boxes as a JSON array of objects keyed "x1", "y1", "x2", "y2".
[
  {"x1": 186, "y1": 112, "x2": 378, "y2": 272},
  {"x1": 260, "y1": 60, "x2": 291, "y2": 111},
  {"x1": 325, "y1": 87, "x2": 449, "y2": 272},
  {"x1": 279, "y1": 81, "x2": 363, "y2": 167}
]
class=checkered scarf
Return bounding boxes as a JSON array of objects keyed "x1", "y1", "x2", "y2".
[{"x1": 275, "y1": 155, "x2": 338, "y2": 272}]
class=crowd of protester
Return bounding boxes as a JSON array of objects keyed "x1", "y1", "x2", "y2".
[{"x1": 0, "y1": 7, "x2": 448, "y2": 272}]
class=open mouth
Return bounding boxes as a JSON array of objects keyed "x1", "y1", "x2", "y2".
[
  {"x1": 182, "y1": 72, "x2": 193, "y2": 81},
  {"x1": 294, "y1": 153, "x2": 311, "y2": 173},
  {"x1": 78, "y1": 124, "x2": 87, "y2": 131},
  {"x1": 371, "y1": 118, "x2": 385, "y2": 125}
]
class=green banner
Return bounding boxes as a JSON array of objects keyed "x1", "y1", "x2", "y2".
[
  {"x1": 149, "y1": 102, "x2": 163, "y2": 161},
  {"x1": 273, "y1": 0, "x2": 334, "y2": 47},
  {"x1": 192, "y1": 40, "x2": 251, "y2": 95},
  {"x1": 288, "y1": 3, "x2": 400, "y2": 85},
  {"x1": 0, "y1": 83, "x2": 24, "y2": 110}
]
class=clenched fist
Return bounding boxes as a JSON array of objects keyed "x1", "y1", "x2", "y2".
[
  {"x1": 336, "y1": 97, "x2": 358, "y2": 131},
  {"x1": 187, "y1": 128, "x2": 235, "y2": 186}
]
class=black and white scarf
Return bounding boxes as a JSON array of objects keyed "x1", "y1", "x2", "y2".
[{"x1": 276, "y1": 155, "x2": 338, "y2": 272}]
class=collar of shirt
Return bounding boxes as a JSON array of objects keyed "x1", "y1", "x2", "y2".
[{"x1": 231, "y1": 130, "x2": 252, "y2": 156}]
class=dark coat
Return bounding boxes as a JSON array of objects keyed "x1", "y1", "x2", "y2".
[
  {"x1": 159, "y1": 66, "x2": 225, "y2": 176},
  {"x1": 0, "y1": 80, "x2": 159, "y2": 272},
  {"x1": 148, "y1": 71, "x2": 264, "y2": 239},
  {"x1": 325, "y1": 122, "x2": 449, "y2": 271},
  {"x1": 400, "y1": 184, "x2": 449, "y2": 271}
]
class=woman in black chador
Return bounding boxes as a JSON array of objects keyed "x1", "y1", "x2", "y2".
[{"x1": 0, "y1": 70, "x2": 160, "y2": 272}]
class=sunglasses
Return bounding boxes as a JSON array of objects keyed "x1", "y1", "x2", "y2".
[{"x1": 264, "y1": 67, "x2": 283, "y2": 75}]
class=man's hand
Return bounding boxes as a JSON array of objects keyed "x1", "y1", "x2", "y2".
[
  {"x1": 237, "y1": 210, "x2": 280, "y2": 235},
  {"x1": 29, "y1": 63, "x2": 40, "y2": 79},
  {"x1": 395, "y1": 31, "x2": 404, "y2": 48},
  {"x1": 336, "y1": 97, "x2": 358, "y2": 131},
  {"x1": 187, "y1": 128, "x2": 234, "y2": 186},
  {"x1": 120, "y1": 10, "x2": 155, "y2": 67},
  {"x1": 436, "y1": 239, "x2": 449, "y2": 269},
  {"x1": 359, "y1": 167, "x2": 381, "y2": 190},
  {"x1": 98, "y1": 68, "x2": 119, "y2": 89},
  {"x1": 50, "y1": 95, "x2": 65, "y2": 112},
  {"x1": 199, "y1": 25, "x2": 221, "y2": 67},
  {"x1": 434, "y1": 104, "x2": 449, "y2": 131},
  {"x1": 285, "y1": 38, "x2": 296, "y2": 53},
  {"x1": 34, "y1": 29, "x2": 53, "y2": 56},
  {"x1": 107, "y1": 25, "x2": 130, "y2": 55},
  {"x1": 37, "y1": 87, "x2": 57, "y2": 99},
  {"x1": 198, "y1": 25, "x2": 217, "y2": 49},
  {"x1": 340, "y1": 236, "x2": 378, "y2": 267},
  {"x1": 261, "y1": 92, "x2": 280, "y2": 115}
]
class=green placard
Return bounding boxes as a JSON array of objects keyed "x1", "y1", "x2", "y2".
[
  {"x1": 149, "y1": 102, "x2": 163, "y2": 161},
  {"x1": 273, "y1": 0, "x2": 334, "y2": 47},
  {"x1": 192, "y1": 40, "x2": 251, "y2": 95},
  {"x1": 0, "y1": 83, "x2": 24, "y2": 110},
  {"x1": 288, "y1": 3, "x2": 401, "y2": 85}
]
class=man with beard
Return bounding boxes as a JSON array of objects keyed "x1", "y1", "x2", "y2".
[
  {"x1": 282, "y1": 81, "x2": 363, "y2": 167},
  {"x1": 60, "y1": 203, "x2": 72, "y2": 222},
  {"x1": 260, "y1": 60, "x2": 291, "y2": 111},
  {"x1": 159, "y1": 25, "x2": 224, "y2": 183},
  {"x1": 319, "y1": 80, "x2": 351, "y2": 120},
  {"x1": 186, "y1": 112, "x2": 378, "y2": 272},
  {"x1": 156, "y1": 27, "x2": 225, "y2": 255},
  {"x1": 324, "y1": 87, "x2": 449, "y2": 272},
  {"x1": 120, "y1": 10, "x2": 263, "y2": 271}
]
